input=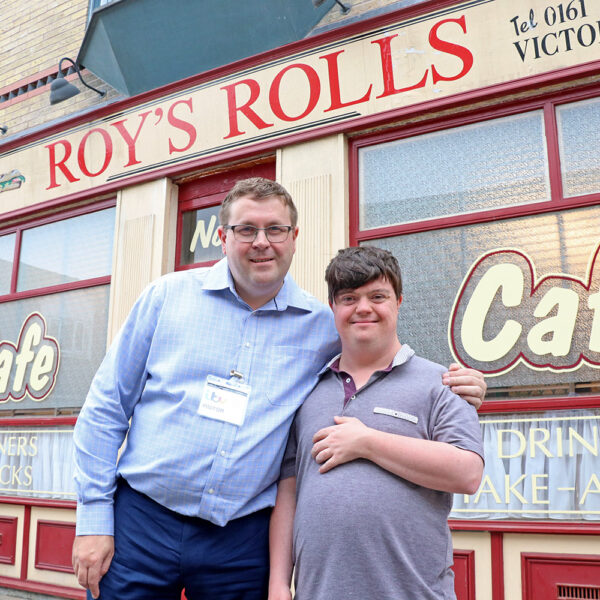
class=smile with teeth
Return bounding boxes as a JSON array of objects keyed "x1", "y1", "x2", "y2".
[{"x1": 250, "y1": 257, "x2": 274, "y2": 264}]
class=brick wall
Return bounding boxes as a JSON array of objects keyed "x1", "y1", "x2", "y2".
[{"x1": 0, "y1": 0, "x2": 119, "y2": 140}]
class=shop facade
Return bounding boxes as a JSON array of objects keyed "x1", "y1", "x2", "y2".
[{"x1": 1, "y1": 0, "x2": 599, "y2": 597}]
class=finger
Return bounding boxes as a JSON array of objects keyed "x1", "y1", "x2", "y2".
[
  {"x1": 333, "y1": 416, "x2": 349, "y2": 424},
  {"x1": 319, "y1": 456, "x2": 337, "y2": 474},
  {"x1": 89, "y1": 577, "x2": 100, "y2": 599},
  {"x1": 100, "y1": 552, "x2": 113, "y2": 577},
  {"x1": 445, "y1": 375, "x2": 482, "y2": 388},
  {"x1": 450, "y1": 383, "x2": 483, "y2": 397},
  {"x1": 314, "y1": 448, "x2": 332, "y2": 464},
  {"x1": 87, "y1": 564, "x2": 102, "y2": 599},
  {"x1": 311, "y1": 441, "x2": 326, "y2": 458},
  {"x1": 313, "y1": 427, "x2": 333, "y2": 443},
  {"x1": 76, "y1": 565, "x2": 89, "y2": 591}
]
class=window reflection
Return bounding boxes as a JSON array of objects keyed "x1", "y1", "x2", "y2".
[{"x1": 17, "y1": 208, "x2": 115, "y2": 292}]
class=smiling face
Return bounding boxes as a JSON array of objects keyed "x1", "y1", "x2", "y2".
[
  {"x1": 218, "y1": 195, "x2": 298, "y2": 310},
  {"x1": 332, "y1": 277, "x2": 402, "y2": 353}
]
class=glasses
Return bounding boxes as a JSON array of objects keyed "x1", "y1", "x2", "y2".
[{"x1": 224, "y1": 225, "x2": 293, "y2": 243}]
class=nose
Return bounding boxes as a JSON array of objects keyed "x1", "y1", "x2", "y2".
[
  {"x1": 252, "y1": 229, "x2": 270, "y2": 248},
  {"x1": 355, "y1": 295, "x2": 372, "y2": 314}
]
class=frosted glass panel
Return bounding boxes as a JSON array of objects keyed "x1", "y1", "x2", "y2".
[
  {"x1": 0, "y1": 234, "x2": 15, "y2": 295},
  {"x1": 359, "y1": 112, "x2": 550, "y2": 229},
  {"x1": 557, "y1": 97, "x2": 600, "y2": 197},
  {"x1": 367, "y1": 205, "x2": 600, "y2": 396},
  {"x1": 17, "y1": 208, "x2": 115, "y2": 292}
]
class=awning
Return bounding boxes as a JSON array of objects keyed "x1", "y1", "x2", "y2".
[{"x1": 77, "y1": 0, "x2": 335, "y2": 96}]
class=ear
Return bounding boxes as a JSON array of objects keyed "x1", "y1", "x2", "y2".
[
  {"x1": 397, "y1": 294, "x2": 403, "y2": 309},
  {"x1": 292, "y1": 226, "x2": 299, "y2": 241},
  {"x1": 217, "y1": 226, "x2": 227, "y2": 254}
]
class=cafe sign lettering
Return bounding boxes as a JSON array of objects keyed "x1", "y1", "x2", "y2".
[
  {"x1": 449, "y1": 245, "x2": 600, "y2": 375},
  {"x1": 0, "y1": 313, "x2": 60, "y2": 403}
]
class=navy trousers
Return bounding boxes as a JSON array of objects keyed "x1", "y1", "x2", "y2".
[{"x1": 91, "y1": 480, "x2": 270, "y2": 600}]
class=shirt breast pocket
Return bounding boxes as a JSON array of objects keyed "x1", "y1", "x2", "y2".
[{"x1": 264, "y1": 345, "x2": 324, "y2": 406}]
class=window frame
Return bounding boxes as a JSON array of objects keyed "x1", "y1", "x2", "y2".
[
  {"x1": 0, "y1": 199, "x2": 116, "y2": 305},
  {"x1": 349, "y1": 82, "x2": 600, "y2": 416},
  {"x1": 0, "y1": 200, "x2": 116, "y2": 511}
]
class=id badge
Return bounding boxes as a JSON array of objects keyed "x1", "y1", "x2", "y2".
[{"x1": 198, "y1": 375, "x2": 250, "y2": 426}]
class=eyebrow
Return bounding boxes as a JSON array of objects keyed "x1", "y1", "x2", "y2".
[{"x1": 335, "y1": 288, "x2": 391, "y2": 296}]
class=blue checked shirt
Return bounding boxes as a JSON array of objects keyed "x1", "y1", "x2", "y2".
[{"x1": 73, "y1": 258, "x2": 340, "y2": 535}]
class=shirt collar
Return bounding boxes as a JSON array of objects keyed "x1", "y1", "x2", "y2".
[
  {"x1": 318, "y1": 344, "x2": 415, "y2": 376},
  {"x1": 202, "y1": 257, "x2": 316, "y2": 312}
]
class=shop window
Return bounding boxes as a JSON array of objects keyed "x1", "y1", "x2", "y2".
[
  {"x1": 16, "y1": 209, "x2": 114, "y2": 292},
  {"x1": 451, "y1": 408, "x2": 599, "y2": 522},
  {"x1": 351, "y1": 90, "x2": 600, "y2": 524},
  {"x1": 372, "y1": 205, "x2": 600, "y2": 400},
  {"x1": 358, "y1": 111, "x2": 549, "y2": 229},
  {"x1": 0, "y1": 204, "x2": 115, "y2": 415}
]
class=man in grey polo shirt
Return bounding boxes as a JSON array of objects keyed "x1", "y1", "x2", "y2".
[{"x1": 268, "y1": 246, "x2": 485, "y2": 600}]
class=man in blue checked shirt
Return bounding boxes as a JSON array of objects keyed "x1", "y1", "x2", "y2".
[{"x1": 72, "y1": 177, "x2": 487, "y2": 600}]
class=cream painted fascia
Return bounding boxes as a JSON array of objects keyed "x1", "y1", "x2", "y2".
[
  {"x1": 452, "y1": 530, "x2": 493, "y2": 600},
  {"x1": 277, "y1": 134, "x2": 348, "y2": 304},
  {"x1": 27, "y1": 506, "x2": 77, "y2": 587},
  {"x1": 107, "y1": 177, "x2": 178, "y2": 346},
  {"x1": 0, "y1": 503, "x2": 24, "y2": 579},
  {"x1": 503, "y1": 533, "x2": 600, "y2": 600}
]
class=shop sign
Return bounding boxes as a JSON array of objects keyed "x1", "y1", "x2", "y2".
[
  {"x1": 451, "y1": 411, "x2": 600, "y2": 520},
  {"x1": 1, "y1": 0, "x2": 600, "y2": 210},
  {"x1": 449, "y1": 244, "x2": 600, "y2": 375},
  {"x1": 0, "y1": 313, "x2": 60, "y2": 403},
  {"x1": 0, "y1": 428, "x2": 75, "y2": 500}
]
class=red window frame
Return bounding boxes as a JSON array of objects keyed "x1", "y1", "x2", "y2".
[
  {"x1": 176, "y1": 161, "x2": 276, "y2": 271},
  {"x1": 349, "y1": 82, "x2": 600, "y2": 416},
  {"x1": 0, "y1": 199, "x2": 116, "y2": 305}
]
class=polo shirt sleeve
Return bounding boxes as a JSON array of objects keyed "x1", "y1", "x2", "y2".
[
  {"x1": 430, "y1": 385, "x2": 485, "y2": 462},
  {"x1": 279, "y1": 416, "x2": 298, "y2": 480}
]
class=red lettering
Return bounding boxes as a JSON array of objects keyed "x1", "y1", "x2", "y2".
[
  {"x1": 77, "y1": 128, "x2": 113, "y2": 178},
  {"x1": 111, "y1": 110, "x2": 152, "y2": 167},
  {"x1": 167, "y1": 98, "x2": 197, "y2": 154},
  {"x1": 45, "y1": 140, "x2": 79, "y2": 190},
  {"x1": 371, "y1": 35, "x2": 428, "y2": 98},
  {"x1": 221, "y1": 79, "x2": 273, "y2": 139},
  {"x1": 429, "y1": 16, "x2": 473, "y2": 84},
  {"x1": 269, "y1": 63, "x2": 321, "y2": 122},
  {"x1": 320, "y1": 50, "x2": 372, "y2": 111}
]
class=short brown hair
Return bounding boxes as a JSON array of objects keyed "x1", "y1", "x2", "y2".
[
  {"x1": 325, "y1": 246, "x2": 403, "y2": 304},
  {"x1": 219, "y1": 177, "x2": 298, "y2": 228}
]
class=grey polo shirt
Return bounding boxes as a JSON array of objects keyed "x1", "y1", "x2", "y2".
[{"x1": 281, "y1": 345, "x2": 484, "y2": 600}]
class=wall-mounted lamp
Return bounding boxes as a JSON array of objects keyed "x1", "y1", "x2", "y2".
[
  {"x1": 49, "y1": 57, "x2": 106, "y2": 105},
  {"x1": 313, "y1": 0, "x2": 351, "y2": 14},
  {"x1": 0, "y1": 126, "x2": 7, "y2": 135}
]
